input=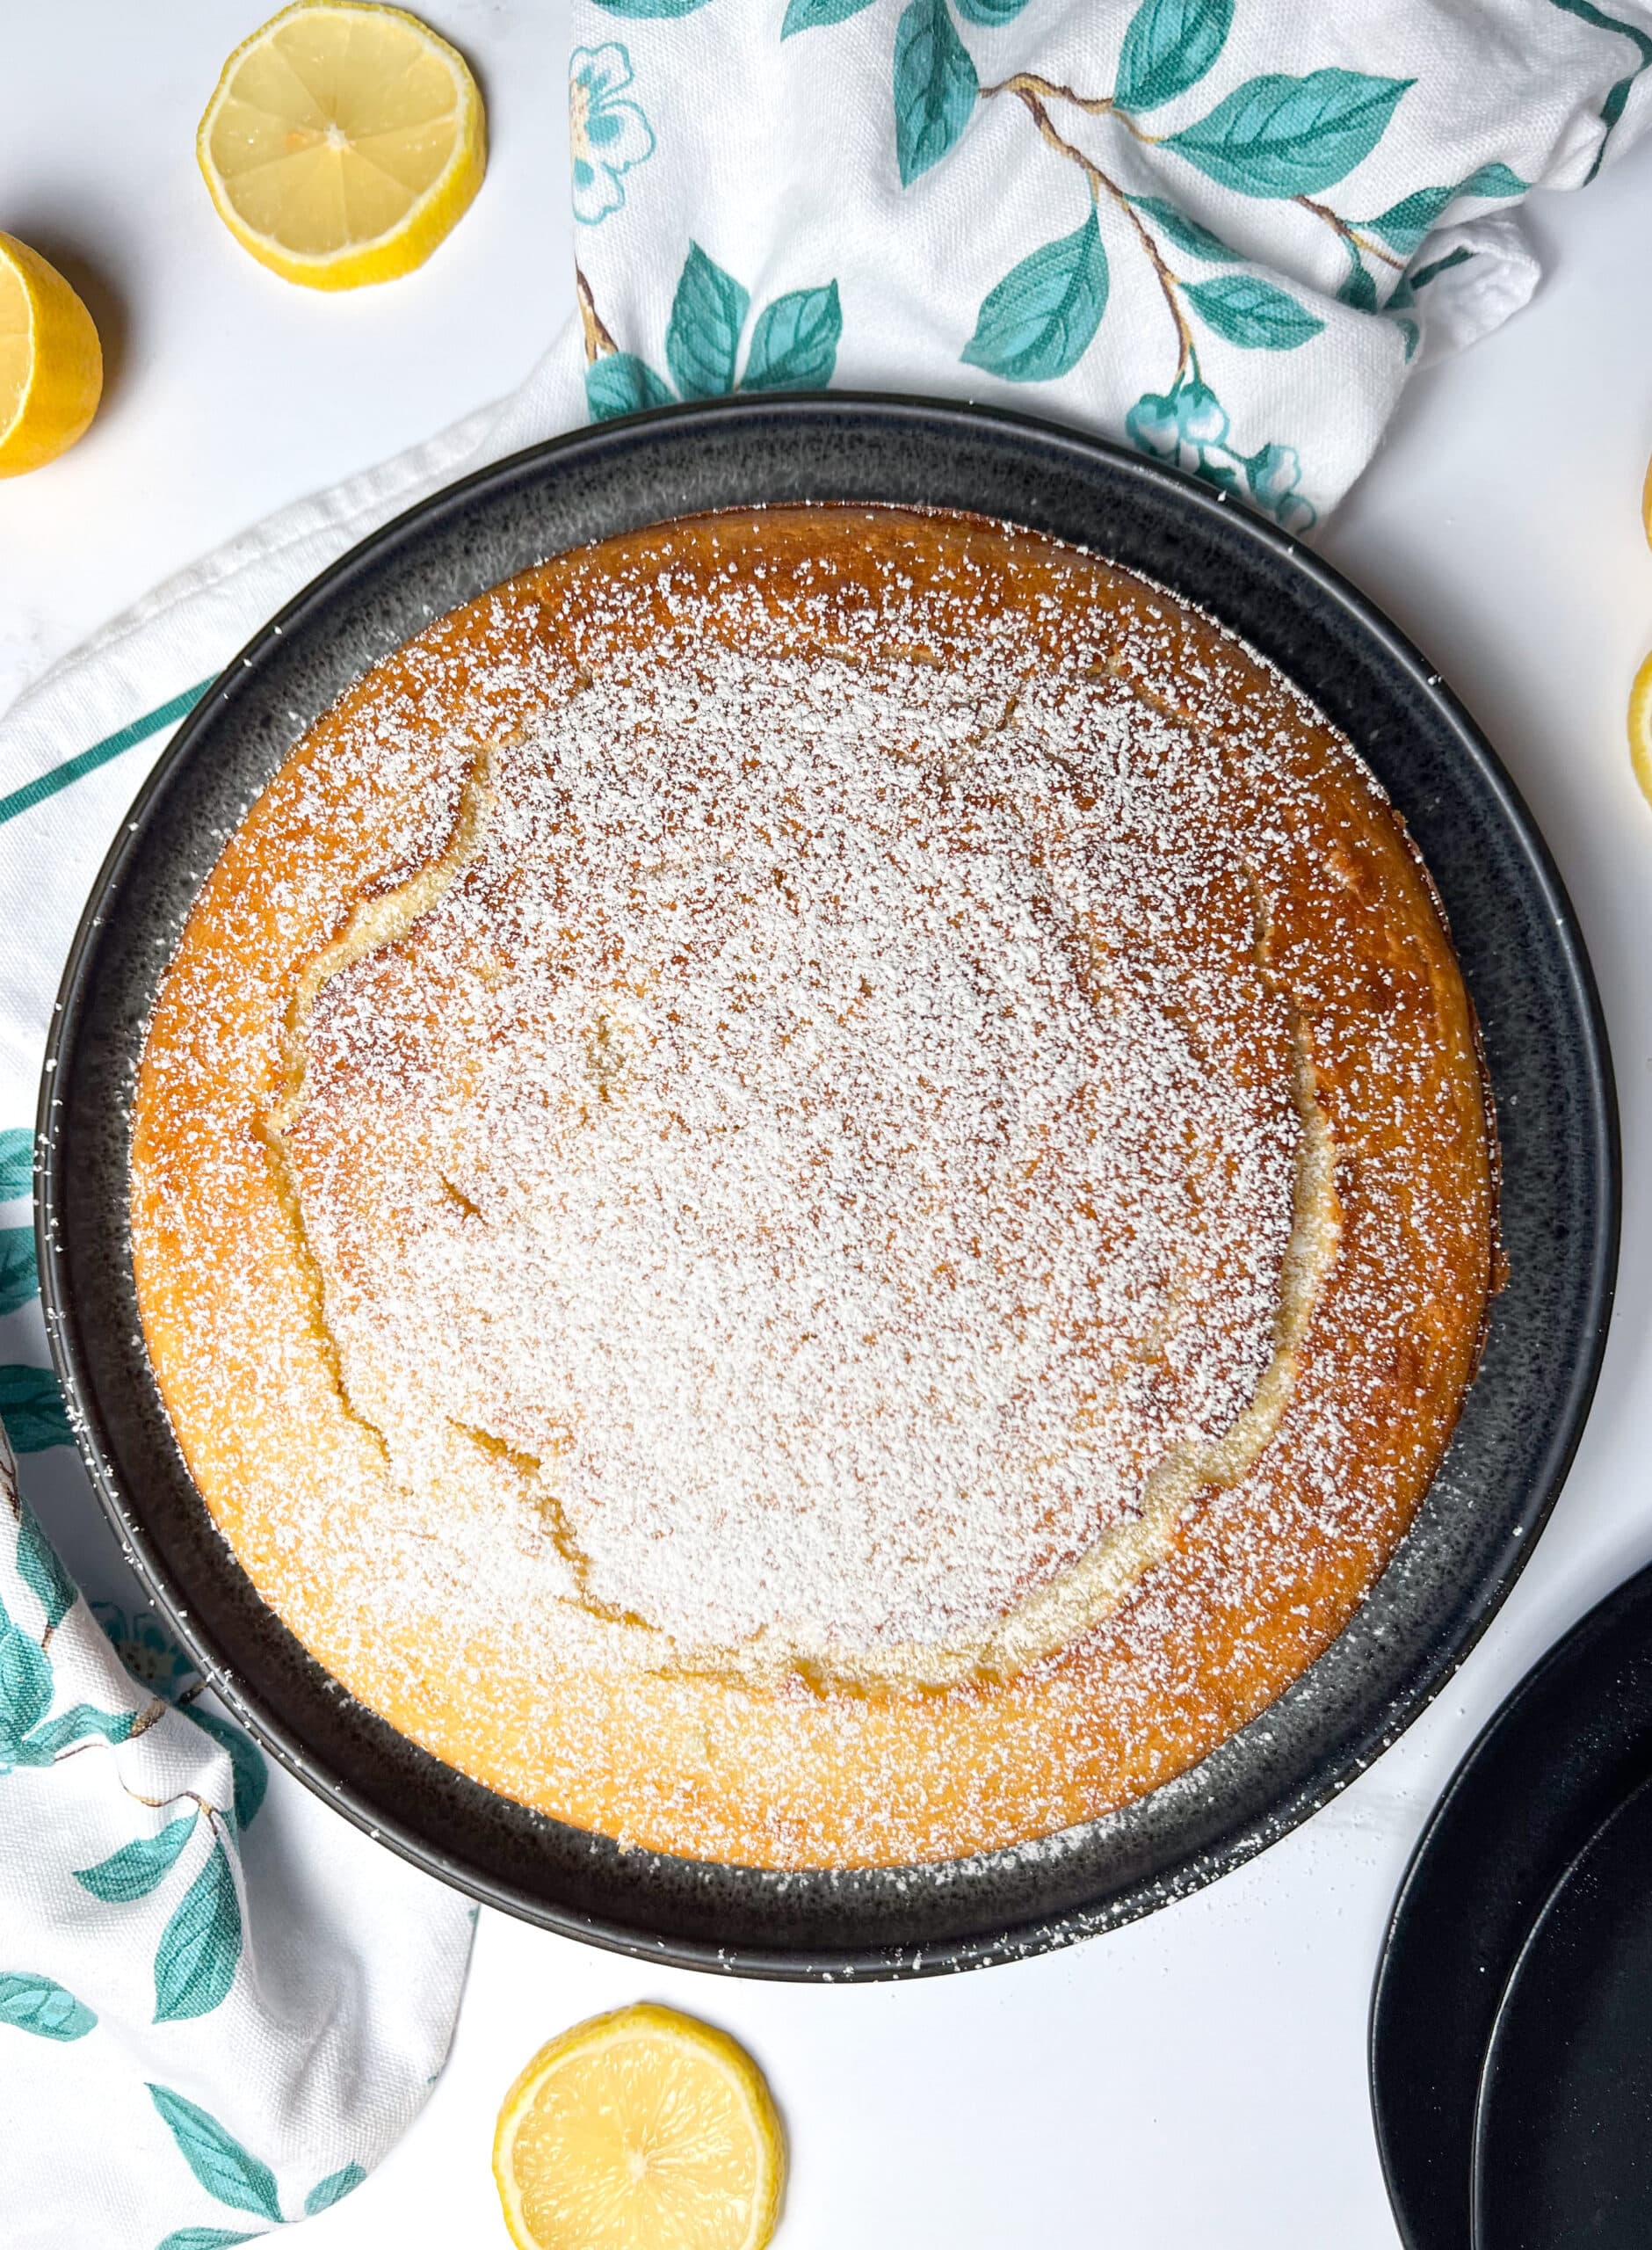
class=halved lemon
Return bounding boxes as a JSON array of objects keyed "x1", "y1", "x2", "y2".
[
  {"x1": 492, "y1": 2003, "x2": 786, "y2": 2250},
  {"x1": 197, "y1": 2, "x2": 486, "y2": 290},
  {"x1": 1630, "y1": 649, "x2": 1652, "y2": 808},
  {"x1": 0, "y1": 234, "x2": 102, "y2": 477}
]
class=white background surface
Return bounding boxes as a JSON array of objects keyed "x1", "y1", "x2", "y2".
[{"x1": 4, "y1": 5, "x2": 1652, "y2": 2245}]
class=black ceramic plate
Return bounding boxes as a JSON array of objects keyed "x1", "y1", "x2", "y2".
[
  {"x1": 36, "y1": 396, "x2": 1618, "y2": 1978},
  {"x1": 1372, "y1": 1562, "x2": 1652, "y2": 2249},
  {"x1": 1473, "y1": 1772, "x2": 1652, "y2": 2247}
]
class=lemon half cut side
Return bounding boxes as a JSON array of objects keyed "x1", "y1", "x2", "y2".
[
  {"x1": 493, "y1": 2003, "x2": 786, "y2": 2250},
  {"x1": 0, "y1": 235, "x2": 103, "y2": 478},
  {"x1": 197, "y1": 2, "x2": 486, "y2": 290}
]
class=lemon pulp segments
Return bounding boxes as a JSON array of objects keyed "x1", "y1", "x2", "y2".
[
  {"x1": 197, "y1": 3, "x2": 485, "y2": 289},
  {"x1": 0, "y1": 235, "x2": 102, "y2": 477},
  {"x1": 493, "y1": 2005, "x2": 785, "y2": 2250}
]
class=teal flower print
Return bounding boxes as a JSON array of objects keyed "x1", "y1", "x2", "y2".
[
  {"x1": 570, "y1": 45, "x2": 656, "y2": 226},
  {"x1": 93, "y1": 1605, "x2": 198, "y2": 1702},
  {"x1": 1127, "y1": 375, "x2": 1315, "y2": 534}
]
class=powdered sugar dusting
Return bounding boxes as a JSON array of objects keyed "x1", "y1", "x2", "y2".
[{"x1": 278, "y1": 591, "x2": 1326, "y2": 1685}]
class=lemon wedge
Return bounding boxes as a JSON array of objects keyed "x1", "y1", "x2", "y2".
[
  {"x1": 197, "y1": 2, "x2": 486, "y2": 290},
  {"x1": 1630, "y1": 649, "x2": 1652, "y2": 809},
  {"x1": 493, "y1": 2004, "x2": 786, "y2": 2250},
  {"x1": 0, "y1": 234, "x2": 102, "y2": 478}
]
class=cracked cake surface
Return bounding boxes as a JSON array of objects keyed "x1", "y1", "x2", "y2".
[{"x1": 130, "y1": 506, "x2": 1496, "y2": 1869}]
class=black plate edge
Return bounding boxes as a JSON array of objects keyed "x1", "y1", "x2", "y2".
[
  {"x1": 1467, "y1": 1769, "x2": 1652, "y2": 2248},
  {"x1": 33, "y1": 392, "x2": 1622, "y2": 1978},
  {"x1": 1368, "y1": 1557, "x2": 1652, "y2": 2247}
]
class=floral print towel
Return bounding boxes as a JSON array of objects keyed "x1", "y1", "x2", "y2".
[
  {"x1": 0, "y1": 1411, "x2": 474, "y2": 2248},
  {"x1": 569, "y1": 0, "x2": 1652, "y2": 526}
]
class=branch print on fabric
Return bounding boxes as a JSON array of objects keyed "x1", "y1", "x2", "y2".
[
  {"x1": 772, "y1": 0, "x2": 1559, "y2": 524},
  {"x1": 583, "y1": 241, "x2": 842, "y2": 418}
]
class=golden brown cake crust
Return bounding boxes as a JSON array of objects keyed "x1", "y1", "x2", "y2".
[{"x1": 129, "y1": 507, "x2": 1495, "y2": 1869}]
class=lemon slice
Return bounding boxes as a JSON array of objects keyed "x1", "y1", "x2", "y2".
[
  {"x1": 0, "y1": 234, "x2": 103, "y2": 477},
  {"x1": 197, "y1": 2, "x2": 486, "y2": 290},
  {"x1": 1630, "y1": 649, "x2": 1652, "y2": 809},
  {"x1": 493, "y1": 2004, "x2": 786, "y2": 2250}
]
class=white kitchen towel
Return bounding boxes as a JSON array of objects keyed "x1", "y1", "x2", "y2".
[{"x1": 1, "y1": 2, "x2": 1650, "y2": 2243}]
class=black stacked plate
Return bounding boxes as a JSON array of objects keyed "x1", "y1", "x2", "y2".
[
  {"x1": 1373, "y1": 1564, "x2": 1652, "y2": 2248},
  {"x1": 37, "y1": 395, "x2": 1618, "y2": 1978}
]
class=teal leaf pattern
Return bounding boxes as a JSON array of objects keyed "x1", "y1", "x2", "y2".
[
  {"x1": 154, "y1": 1835, "x2": 242, "y2": 2022},
  {"x1": 953, "y1": 0, "x2": 1030, "y2": 23},
  {"x1": 1547, "y1": 0, "x2": 1652, "y2": 178},
  {"x1": 15, "y1": 1506, "x2": 75, "y2": 1628},
  {"x1": 76, "y1": 1814, "x2": 198, "y2": 1904},
  {"x1": 184, "y1": 1704, "x2": 269, "y2": 1831},
  {"x1": 1409, "y1": 243, "x2": 1474, "y2": 291},
  {"x1": 0, "y1": 1612, "x2": 52, "y2": 1753},
  {"x1": 1337, "y1": 258, "x2": 1379, "y2": 311},
  {"x1": 0, "y1": 1130, "x2": 30, "y2": 1201},
  {"x1": 0, "y1": 1365, "x2": 71, "y2": 1454},
  {"x1": 1164, "y1": 69, "x2": 1414, "y2": 197},
  {"x1": 154, "y1": 2232, "x2": 260, "y2": 2250},
  {"x1": 893, "y1": 0, "x2": 977, "y2": 187},
  {"x1": 1116, "y1": 0, "x2": 1233, "y2": 112},
  {"x1": 147, "y1": 2086, "x2": 282, "y2": 2223},
  {"x1": 743, "y1": 282, "x2": 843, "y2": 391},
  {"x1": 961, "y1": 211, "x2": 1109, "y2": 381},
  {"x1": 666, "y1": 243, "x2": 750, "y2": 399},
  {"x1": 1126, "y1": 194, "x2": 1240, "y2": 260},
  {"x1": 1460, "y1": 160, "x2": 1532, "y2": 200},
  {"x1": 1185, "y1": 272, "x2": 1325, "y2": 347},
  {"x1": 1361, "y1": 186, "x2": 1455, "y2": 255},
  {"x1": 17, "y1": 1702, "x2": 134, "y2": 1761},
  {"x1": 0, "y1": 1228, "x2": 35, "y2": 1317},
  {"x1": 781, "y1": 0, "x2": 876, "y2": 29},
  {"x1": 589, "y1": 0, "x2": 715, "y2": 14},
  {"x1": 305, "y1": 2163, "x2": 367, "y2": 2216},
  {"x1": 1361, "y1": 161, "x2": 1528, "y2": 254},
  {"x1": 0, "y1": 1971, "x2": 96, "y2": 2040},
  {"x1": 585, "y1": 353, "x2": 676, "y2": 422}
]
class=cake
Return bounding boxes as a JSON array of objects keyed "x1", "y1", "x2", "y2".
[{"x1": 129, "y1": 505, "x2": 1497, "y2": 1869}]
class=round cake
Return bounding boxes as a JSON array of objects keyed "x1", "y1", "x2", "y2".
[{"x1": 129, "y1": 506, "x2": 1496, "y2": 1869}]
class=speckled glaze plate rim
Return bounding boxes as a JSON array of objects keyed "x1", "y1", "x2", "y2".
[{"x1": 36, "y1": 394, "x2": 1619, "y2": 1979}]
